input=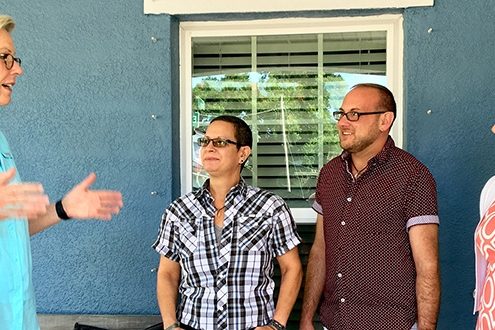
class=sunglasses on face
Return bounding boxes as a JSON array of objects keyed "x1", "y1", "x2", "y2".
[{"x1": 197, "y1": 137, "x2": 240, "y2": 148}]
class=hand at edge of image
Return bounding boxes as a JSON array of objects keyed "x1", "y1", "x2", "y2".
[{"x1": 0, "y1": 168, "x2": 49, "y2": 220}]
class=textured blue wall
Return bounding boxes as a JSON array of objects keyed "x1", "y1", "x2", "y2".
[
  {"x1": 0, "y1": 0, "x2": 493, "y2": 328},
  {"x1": 404, "y1": 1, "x2": 495, "y2": 328},
  {"x1": 0, "y1": 1, "x2": 177, "y2": 315}
]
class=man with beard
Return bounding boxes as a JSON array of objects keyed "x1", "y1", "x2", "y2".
[{"x1": 299, "y1": 84, "x2": 440, "y2": 330}]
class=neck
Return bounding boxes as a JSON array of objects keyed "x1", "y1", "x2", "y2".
[
  {"x1": 351, "y1": 136, "x2": 387, "y2": 170},
  {"x1": 208, "y1": 175, "x2": 240, "y2": 209}
]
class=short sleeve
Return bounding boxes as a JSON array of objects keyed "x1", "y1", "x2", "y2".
[
  {"x1": 271, "y1": 199, "x2": 301, "y2": 257},
  {"x1": 152, "y1": 209, "x2": 180, "y2": 262},
  {"x1": 405, "y1": 165, "x2": 439, "y2": 227}
]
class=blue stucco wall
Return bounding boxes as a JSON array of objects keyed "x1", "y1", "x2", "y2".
[
  {"x1": 0, "y1": 0, "x2": 178, "y2": 315},
  {"x1": 404, "y1": 1, "x2": 495, "y2": 328},
  {"x1": 0, "y1": 0, "x2": 493, "y2": 328}
]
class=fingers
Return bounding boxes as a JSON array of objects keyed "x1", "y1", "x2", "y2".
[
  {"x1": 77, "y1": 173, "x2": 97, "y2": 191},
  {"x1": 75, "y1": 191, "x2": 123, "y2": 221},
  {"x1": 95, "y1": 192, "x2": 123, "y2": 220},
  {"x1": 97, "y1": 191, "x2": 124, "y2": 208},
  {"x1": 2, "y1": 182, "x2": 45, "y2": 201},
  {"x1": 0, "y1": 182, "x2": 49, "y2": 219}
]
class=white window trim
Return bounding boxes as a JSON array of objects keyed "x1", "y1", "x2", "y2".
[
  {"x1": 180, "y1": 15, "x2": 404, "y2": 223},
  {"x1": 145, "y1": 0, "x2": 432, "y2": 15}
]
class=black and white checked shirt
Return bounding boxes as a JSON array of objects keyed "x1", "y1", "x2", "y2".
[{"x1": 153, "y1": 179, "x2": 301, "y2": 330}]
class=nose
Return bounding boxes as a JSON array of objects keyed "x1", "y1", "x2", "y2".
[
  {"x1": 11, "y1": 61, "x2": 23, "y2": 76},
  {"x1": 337, "y1": 114, "x2": 351, "y2": 127}
]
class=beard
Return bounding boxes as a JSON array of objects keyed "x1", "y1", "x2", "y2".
[{"x1": 339, "y1": 128, "x2": 381, "y2": 153}]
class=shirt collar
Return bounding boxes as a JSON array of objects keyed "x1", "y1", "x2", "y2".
[{"x1": 196, "y1": 177, "x2": 248, "y2": 204}]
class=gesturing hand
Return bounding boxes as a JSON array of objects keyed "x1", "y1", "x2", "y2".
[
  {"x1": 61, "y1": 173, "x2": 123, "y2": 220},
  {"x1": 0, "y1": 168, "x2": 49, "y2": 220}
]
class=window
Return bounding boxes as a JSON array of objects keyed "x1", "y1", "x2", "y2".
[{"x1": 180, "y1": 15, "x2": 403, "y2": 222}]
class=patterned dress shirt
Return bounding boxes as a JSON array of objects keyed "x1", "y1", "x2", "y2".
[
  {"x1": 153, "y1": 179, "x2": 301, "y2": 330},
  {"x1": 313, "y1": 136, "x2": 439, "y2": 329}
]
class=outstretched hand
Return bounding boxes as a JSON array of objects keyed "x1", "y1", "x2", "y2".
[
  {"x1": 0, "y1": 168, "x2": 49, "y2": 220},
  {"x1": 62, "y1": 173, "x2": 123, "y2": 220}
]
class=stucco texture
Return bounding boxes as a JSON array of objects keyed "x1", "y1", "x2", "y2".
[
  {"x1": 0, "y1": 0, "x2": 494, "y2": 328},
  {"x1": 404, "y1": 1, "x2": 495, "y2": 328},
  {"x1": 0, "y1": 0, "x2": 176, "y2": 315}
]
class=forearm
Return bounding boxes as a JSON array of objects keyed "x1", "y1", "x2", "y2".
[
  {"x1": 409, "y1": 224, "x2": 440, "y2": 330},
  {"x1": 416, "y1": 271, "x2": 440, "y2": 330},
  {"x1": 300, "y1": 247, "x2": 325, "y2": 326},
  {"x1": 273, "y1": 258, "x2": 303, "y2": 325},
  {"x1": 28, "y1": 203, "x2": 61, "y2": 236},
  {"x1": 157, "y1": 263, "x2": 180, "y2": 325}
]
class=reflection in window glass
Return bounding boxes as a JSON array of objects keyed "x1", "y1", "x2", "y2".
[{"x1": 191, "y1": 32, "x2": 387, "y2": 207}]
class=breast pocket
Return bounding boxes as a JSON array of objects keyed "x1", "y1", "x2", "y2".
[
  {"x1": 237, "y1": 215, "x2": 272, "y2": 252},
  {"x1": 177, "y1": 220, "x2": 198, "y2": 258},
  {"x1": 0, "y1": 151, "x2": 16, "y2": 172}
]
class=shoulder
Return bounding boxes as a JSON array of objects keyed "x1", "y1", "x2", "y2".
[
  {"x1": 246, "y1": 185, "x2": 287, "y2": 207},
  {"x1": 166, "y1": 191, "x2": 202, "y2": 219},
  {"x1": 390, "y1": 147, "x2": 433, "y2": 176},
  {"x1": 320, "y1": 155, "x2": 344, "y2": 173}
]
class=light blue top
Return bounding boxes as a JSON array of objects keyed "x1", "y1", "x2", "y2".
[{"x1": 0, "y1": 131, "x2": 39, "y2": 330}]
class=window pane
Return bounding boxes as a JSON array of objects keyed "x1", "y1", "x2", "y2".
[{"x1": 191, "y1": 31, "x2": 387, "y2": 207}]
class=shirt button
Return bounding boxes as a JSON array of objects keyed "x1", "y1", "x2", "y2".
[
  {"x1": 341, "y1": 221, "x2": 346, "y2": 226},
  {"x1": 337, "y1": 273, "x2": 342, "y2": 278},
  {"x1": 340, "y1": 298, "x2": 346, "y2": 303},
  {"x1": 346, "y1": 197, "x2": 352, "y2": 202}
]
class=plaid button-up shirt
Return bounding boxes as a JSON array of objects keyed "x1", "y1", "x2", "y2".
[{"x1": 153, "y1": 179, "x2": 301, "y2": 330}]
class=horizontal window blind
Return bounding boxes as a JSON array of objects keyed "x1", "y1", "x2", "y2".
[{"x1": 191, "y1": 31, "x2": 386, "y2": 207}]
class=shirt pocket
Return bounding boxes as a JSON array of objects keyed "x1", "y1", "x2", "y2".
[
  {"x1": 0, "y1": 151, "x2": 14, "y2": 170},
  {"x1": 177, "y1": 220, "x2": 198, "y2": 258},
  {"x1": 237, "y1": 215, "x2": 272, "y2": 252}
]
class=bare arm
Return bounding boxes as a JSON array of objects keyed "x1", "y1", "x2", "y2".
[
  {"x1": 157, "y1": 255, "x2": 181, "y2": 327},
  {"x1": 28, "y1": 173, "x2": 123, "y2": 235},
  {"x1": 300, "y1": 214, "x2": 326, "y2": 330},
  {"x1": 409, "y1": 224, "x2": 440, "y2": 330},
  {"x1": 268, "y1": 246, "x2": 303, "y2": 328}
]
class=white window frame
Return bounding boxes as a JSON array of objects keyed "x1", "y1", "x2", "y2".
[
  {"x1": 180, "y1": 15, "x2": 404, "y2": 223},
  {"x1": 145, "y1": 0, "x2": 432, "y2": 14}
]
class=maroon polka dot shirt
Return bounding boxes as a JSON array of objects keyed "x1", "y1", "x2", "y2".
[{"x1": 313, "y1": 137, "x2": 439, "y2": 329}]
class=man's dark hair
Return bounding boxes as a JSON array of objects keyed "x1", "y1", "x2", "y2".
[
  {"x1": 210, "y1": 115, "x2": 253, "y2": 149},
  {"x1": 352, "y1": 83, "x2": 397, "y2": 122}
]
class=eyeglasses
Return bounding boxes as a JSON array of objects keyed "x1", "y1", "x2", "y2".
[
  {"x1": 197, "y1": 137, "x2": 240, "y2": 148},
  {"x1": 0, "y1": 53, "x2": 22, "y2": 70},
  {"x1": 332, "y1": 110, "x2": 388, "y2": 122}
]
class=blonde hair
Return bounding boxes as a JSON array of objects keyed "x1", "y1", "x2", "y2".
[{"x1": 0, "y1": 15, "x2": 15, "y2": 32}]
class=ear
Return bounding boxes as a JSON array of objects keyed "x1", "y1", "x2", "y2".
[
  {"x1": 379, "y1": 112, "x2": 394, "y2": 132},
  {"x1": 239, "y1": 146, "x2": 251, "y2": 161}
]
